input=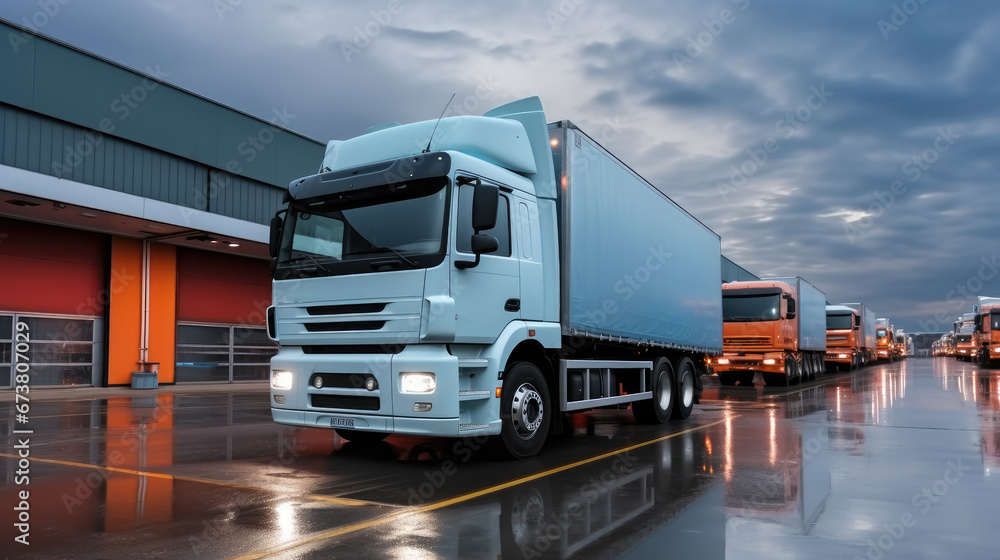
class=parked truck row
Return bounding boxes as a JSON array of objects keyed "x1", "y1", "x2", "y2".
[
  {"x1": 263, "y1": 96, "x2": 908, "y2": 458},
  {"x1": 935, "y1": 298, "x2": 1000, "y2": 367}
]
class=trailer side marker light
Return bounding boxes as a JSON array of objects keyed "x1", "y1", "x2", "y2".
[{"x1": 495, "y1": 387, "x2": 502, "y2": 398}]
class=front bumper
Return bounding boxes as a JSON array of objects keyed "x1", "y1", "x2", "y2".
[
  {"x1": 825, "y1": 350, "x2": 853, "y2": 364},
  {"x1": 713, "y1": 352, "x2": 785, "y2": 374},
  {"x1": 269, "y1": 344, "x2": 501, "y2": 438},
  {"x1": 271, "y1": 408, "x2": 461, "y2": 436}
]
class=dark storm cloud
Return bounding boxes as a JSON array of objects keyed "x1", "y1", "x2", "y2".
[{"x1": 1, "y1": 0, "x2": 998, "y2": 332}]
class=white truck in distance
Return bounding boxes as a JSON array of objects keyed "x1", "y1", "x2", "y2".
[{"x1": 266, "y1": 97, "x2": 723, "y2": 458}]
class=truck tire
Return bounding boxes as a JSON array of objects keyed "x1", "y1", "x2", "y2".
[
  {"x1": 672, "y1": 357, "x2": 696, "y2": 419},
  {"x1": 633, "y1": 357, "x2": 675, "y2": 424},
  {"x1": 764, "y1": 358, "x2": 794, "y2": 386},
  {"x1": 498, "y1": 362, "x2": 551, "y2": 459},
  {"x1": 334, "y1": 429, "x2": 389, "y2": 443}
]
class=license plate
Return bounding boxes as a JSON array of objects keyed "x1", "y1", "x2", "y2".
[{"x1": 330, "y1": 417, "x2": 354, "y2": 428}]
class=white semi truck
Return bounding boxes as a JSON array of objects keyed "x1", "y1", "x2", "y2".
[{"x1": 266, "y1": 97, "x2": 722, "y2": 458}]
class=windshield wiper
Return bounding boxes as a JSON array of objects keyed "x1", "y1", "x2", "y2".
[
  {"x1": 346, "y1": 246, "x2": 419, "y2": 267},
  {"x1": 281, "y1": 254, "x2": 334, "y2": 273}
]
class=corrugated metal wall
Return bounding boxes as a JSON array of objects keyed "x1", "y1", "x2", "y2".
[{"x1": 0, "y1": 103, "x2": 284, "y2": 224}]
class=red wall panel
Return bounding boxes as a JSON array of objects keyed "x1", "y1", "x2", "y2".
[
  {"x1": 176, "y1": 247, "x2": 270, "y2": 325},
  {"x1": 0, "y1": 218, "x2": 106, "y2": 315}
]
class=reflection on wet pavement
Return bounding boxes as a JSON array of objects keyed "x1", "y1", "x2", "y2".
[{"x1": 1, "y1": 358, "x2": 998, "y2": 559}]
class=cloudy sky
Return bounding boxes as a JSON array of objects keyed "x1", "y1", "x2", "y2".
[{"x1": 2, "y1": 0, "x2": 998, "y2": 334}]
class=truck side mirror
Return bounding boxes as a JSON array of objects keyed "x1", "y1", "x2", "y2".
[
  {"x1": 974, "y1": 316, "x2": 982, "y2": 332},
  {"x1": 269, "y1": 212, "x2": 285, "y2": 259},
  {"x1": 456, "y1": 183, "x2": 500, "y2": 270},
  {"x1": 471, "y1": 234, "x2": 499, "y2": 254},
  {"x1": 472, "y1": 183, "x2": 499, "y2": 231},
  {"x1": 854, "y1": 315, "x2": 861, "y2": 329},
  {"x1": 784, "y1": 294, "x2": 796, "y2": 319}
]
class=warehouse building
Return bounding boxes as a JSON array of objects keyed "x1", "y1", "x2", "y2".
[{"x1": 0, "y1": 19, "x2": 324, "y2": 388}]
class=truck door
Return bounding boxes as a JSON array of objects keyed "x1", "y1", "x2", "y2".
[{"x1": 452, "y1": 185, "x2": 520, "y2": 343}]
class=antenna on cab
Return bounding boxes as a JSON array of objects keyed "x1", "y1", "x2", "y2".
[{"x1": 422, "y1": 93, "x2": 456, "y2": 153}]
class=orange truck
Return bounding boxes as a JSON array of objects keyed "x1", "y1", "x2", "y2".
[
  {"x1": 955, "y1": 313, "x2": 977, "y2": 362},
  {"x1": 875, "y1": 318, "x2": 895, "y2": 362},
  {"x1": 974, "y1": 297, "x2": 1000, "y2": 367},
  {"x1": 714, "y1": 277, "x2": 827, "y2": 386},
  {"x1": 825, "y1": 303, "x2": 876, "y2": 371}
]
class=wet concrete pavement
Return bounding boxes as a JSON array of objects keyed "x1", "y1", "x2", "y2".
[{"x1": 2, "y1": 357, "x2": 998, "y2": 559}]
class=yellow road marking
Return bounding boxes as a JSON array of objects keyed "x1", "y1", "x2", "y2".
[
  {"x1": 229, "y1": 416, "x2": 731, "y2": 560},
  {"x1": 0, "y1": 453, "x2": 376, "y2": 507}
]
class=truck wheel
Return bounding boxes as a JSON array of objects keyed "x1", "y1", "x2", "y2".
[
  {"x1": 499, "y1": 362, "x2": 551, "y2": 459},
  {"x1": 334, "y1": 429, "x2": 389, "y2": 443},
  {"x1": 633, "y1": 357, "x2": 675, "y2": 424},
  {"x1": 803, "y1": 355, "x2": 814, "y2": 381},
  {"x1": 765, "y1": 359, "x2": 793, "y2": 386},
  {"x1": 717, "y1": 372, "x2": 738, "y2": 386},
  {"x1": 672, "y1": 357, "x2": 696, "y2": 419}
]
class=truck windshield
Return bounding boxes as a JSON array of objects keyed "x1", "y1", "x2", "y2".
[
  {"x1": 958, "y1": 322, "x2": 974, "y2": 334},
  {"x1": 274, "y1": 177, "x2": 449, "y2": 278},
  {"x1": 827, "y1": 314, "x2": 853, "y2": 330},
  {"x1": 876, "y1": 329, "x2": 887, "y2": 338},
  {"x1": 722, "y1": 295, "x2": 780, "y2": 322}
]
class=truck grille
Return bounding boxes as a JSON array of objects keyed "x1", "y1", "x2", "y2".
[
  {"x1": 311, "y1": 394, "x2": 380, "y2": 411},
  {"x1": 827, "y1": 335, "x2": 848, "y2": 341},
  {"x1": 307, "y1": 303, "x2": 387, "y2": 315},
  {"x1": 304, "y1": 321, "x2": 385, "y2": 332},
  {"x1": 724, "y1": 337, "x2": 769, "y2": 346}
]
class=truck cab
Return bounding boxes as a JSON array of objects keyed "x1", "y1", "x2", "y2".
[
  {"x1": 974, "y1": 298, "x2": 1000, "y2": 367},
  {"x1": 825, "y1": 305, "x2": 860, "y2": 371},
  {"x1": 875, "y1": 319, "x2": 894, "y2": 362},
  {"x1": 955, "y1": 313, "x2": 977, "y2": 361},
  {"x1": 714, "y1": 278, "x2": 826, "y2": 386}
]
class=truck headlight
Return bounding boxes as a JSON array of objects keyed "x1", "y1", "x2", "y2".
[
  {"x1": 271, "y1": 370, "x2": 293, "y2": 390},
  {"x1": 401, "y1": 372, "x2": 436, "y2": 393},
  {"x1": 763, "y1": 359, "x2": 776, "y2": 365},
  {"x1": 716, "y1": 358, "x2": 730, "y2": 365},
  {"x1": 995, "y1": 347, "x2": 1000, "y2": 354},
  {"x1": 838, "y1": 354, "x2": 848, "y2": 359}
]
